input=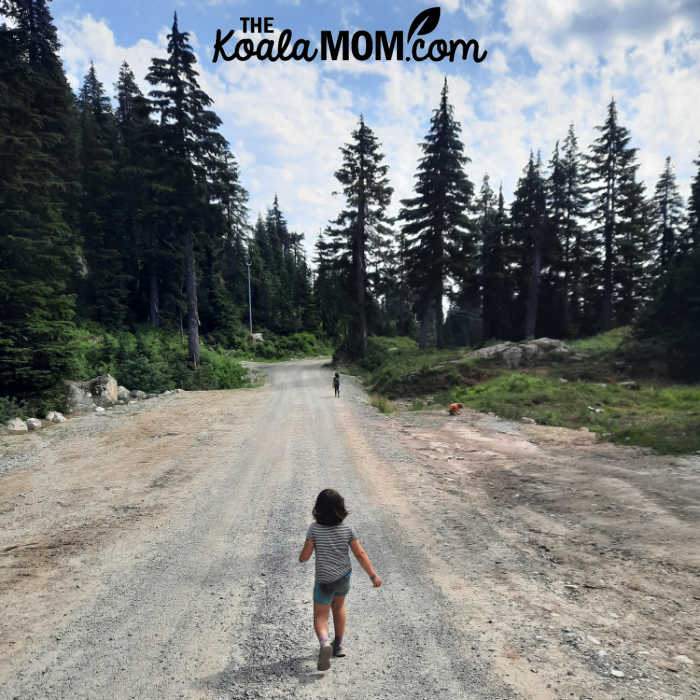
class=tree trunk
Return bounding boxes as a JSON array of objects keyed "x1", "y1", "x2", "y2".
[
  {"x1": 419, "y1": 302, "x2": 431, "y2": 349},
  {"x1": 185, "y1": 229, "x2": 200, "y2": 368},
  {"x1": 149, "y1": 271, "x2": 160, "y2": 327},
  {"x1": 525, "y1": 242, "x2": 542, "y2": 339},
  {"x1": 434, "y1": 289, "x2": 444, "y2": 349}
]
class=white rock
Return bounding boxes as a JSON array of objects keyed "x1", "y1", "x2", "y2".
[
  {"x1": 610, "y1": 668, "x2": 624, "y2": 678},
  {"x1": 588, "y1": 636, "x2": 601, "y2": 645},
  {"x1": 130, "y1": 390, "x2": 146, "y2": 401},
  {"x1": 117, "y1": 385, "x2": 131, "y2": 402},
  {"x1": 674, "y1": 654, "x2": 694, "y2": 665},
  {"x1": 95, "y1": 406, "x2": 106, "y2": 414},
  {"x1": 6, "y1": 417, "x2": 28, "y2": 434},
  {"x1": 521, "y1": 417, "x2": 536, "y2": 424},
  {"x1": 65, "y1": 382, "x2": 94, "y2": 413},
  {"x1": 46, "y1": 411, "x2": 66, "y2": 423},
  {"x1": 26, "y1": 418, "x2": 42, "y2": 431}
]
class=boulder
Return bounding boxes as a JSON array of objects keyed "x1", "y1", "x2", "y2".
[
  {"x1": 85, "y1": 374, "x2": 119, "y2": 407},
  {"x1": 26, "y1": 418, "x2": 42, "y2": 431},
  {"x1": 46, "y1": 411, "x2": 66, "y2": 423},
  {"x1": 130, "y1": 390, "x2": 147, "y2": 401},
  {"x1": 466, "y1": 337, "x2": 579, "y2": 368},
  {"x1": 117, "y1": 386, "x2": 131, "y2": 402},
  {"x1": 95, "y1": 406, "x2": 106, "y2": 414},
  {"x1": 66, "y1": 382, "x2": 94, "y2": 413},
  {"x1": 6, "y1": 418, "x2": 28, "y2": 434}
]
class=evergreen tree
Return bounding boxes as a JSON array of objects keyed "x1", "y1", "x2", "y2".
[
  {"x1": 327, "y1": 116, "x2": 393, "y2": 357},
  {"x1": 684, "y1": 146, "x2": 700, "y2": 256},
  {"x1": 0, "y1": 0, "x2": 80, "y2": 400},
  {"x1": 587, "y1": 99, "x2": 649, "y2": 329},
  {"x1": 558, "y1": 125, "x2": 596, "y2": 334},
  {"x1": 399, "y1": 79, "x2": 475, "y2": 348},
  {"x1": 481, "y1": 179, "x2": 511, "y2": 340},
  {"x1": 510, "y1": 151, "x2": 548, "y2": 339},
  {"x1": 635, "y1": 247, "x2": 700, "y2": 380},
  {"x1": 77, "y1": 63, "x2": 127, "y2": 326},
  {"x1": 650, "y1": 156, "x2": 684, "y2": 280},
  {"x1": 113, "y1": 61, "x2": 174, "y2": 326},
  {"x1": 146, "y1": 12, "x2": 231, "y2": 367}
]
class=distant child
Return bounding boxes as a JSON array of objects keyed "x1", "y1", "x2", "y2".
[
  {"x1": 333, "y1": 372, "x2": 340, "y2": 398},
  {"x1": 299, "y1": 489, "x2": 382, "y2": 671}
]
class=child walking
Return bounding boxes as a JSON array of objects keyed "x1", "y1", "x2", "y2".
[
  {"x1": 299, "y1": 489, "x2": 382, "y2": 671},
  {"x1": 333, "y1": 372, "x2": 340, "y2": 397}
]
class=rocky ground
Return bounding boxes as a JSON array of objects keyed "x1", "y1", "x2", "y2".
[{"x1": 0, "y1": 359, "x2": 698, "y2": 699}]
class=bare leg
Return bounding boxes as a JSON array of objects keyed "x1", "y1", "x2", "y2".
[
  {"x1": 331, "y1": 595, "x2": 346, "y2": 640},
  {"x1": 313, "y1": 602, "x2": 331, "y2": 641}
]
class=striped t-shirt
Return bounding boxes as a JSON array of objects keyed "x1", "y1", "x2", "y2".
[{"x1": 306, "y1": 521, "x2": 357, "y2": 584}]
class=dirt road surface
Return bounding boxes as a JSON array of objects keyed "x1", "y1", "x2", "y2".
[{"x1": 1, "y1": 359, "x2": 698, "y2": 699}]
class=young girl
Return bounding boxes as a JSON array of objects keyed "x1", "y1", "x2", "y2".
[{"x1": 299, "y1": 489, "x2": 382, "y2": 671}]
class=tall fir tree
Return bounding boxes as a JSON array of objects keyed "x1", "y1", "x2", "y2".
[
  {"x1": 684, "y1": 146, "x2": 700, "y2": 256},
  {"x1": 650, "y1": 156, "x2": 684, "y2": 280},
  {"x1": 587, "y1": 99, "x2": 650, "y2": 329},
  {"x1": 481, "y1": 179, "x2": 512, "y2": 340},
  {"x1": 0, "y1": 0, "x2": 80, "y2": 400},
  {"x1": 77, "y1": 63, "x2": 127, "y2": 326},
  {"x1": 558, "y1": 125, "x2": 596, "y2": 334},
  {"x1": 146, "y1": 12, "x2": 231, "y2": 367},
  {"x1": 510, "y1": 151, "x2": 548, "y2": 339},
  {"x1": 327, "y1": 116, "x2": 393, "y2": 357},
  {"x1": 399, "y1": 79, "x2": 475, "y2": 348}
]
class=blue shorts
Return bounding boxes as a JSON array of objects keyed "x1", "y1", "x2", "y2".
[{"x1": 313, "y1": 571, "x2": 351, "y2": 604}]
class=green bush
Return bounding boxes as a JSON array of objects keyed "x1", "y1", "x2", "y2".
[
  {"x1": 0, "y1": 396, "x2": 27, "y2": 423},
  {"x1": 370, "y1": 395, "x2": 395, "y2": 414},
  {"x1": 65, "y1": 326, "x2": 250, "y2": 393}
]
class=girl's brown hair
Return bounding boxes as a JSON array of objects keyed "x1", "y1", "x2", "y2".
[{"x1": 312, "y1": 488, "x2": 348, "y2": 526}]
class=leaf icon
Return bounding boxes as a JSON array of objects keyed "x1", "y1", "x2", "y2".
[{"x1": 407, "y1": 7, "x2": 441, "y2": 43}]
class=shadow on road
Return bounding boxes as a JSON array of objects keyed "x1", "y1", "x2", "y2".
[{"x1": 198, "y1": 652, "x2": 326, "y2": 694}]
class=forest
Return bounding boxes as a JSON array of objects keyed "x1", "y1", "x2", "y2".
[{"x1": 1, "y1": 0, "x2": 699, "y2": 418}]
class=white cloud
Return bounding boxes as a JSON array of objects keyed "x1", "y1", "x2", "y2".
[{"x1": 56, "y1": 2, "x2": 700, "y2": 262}]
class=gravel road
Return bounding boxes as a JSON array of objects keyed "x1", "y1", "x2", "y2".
[{"x1": 0, "y1": 360, "x2": 514, "y2": 699}]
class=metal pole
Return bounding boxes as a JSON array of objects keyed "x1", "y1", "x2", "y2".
[{"x1": 246, "y1": 260, "x2": 252, "y2": 334}]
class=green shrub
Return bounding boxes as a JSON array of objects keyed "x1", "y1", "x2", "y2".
[
  {"x1": 0, "y1": 396, "x2": 27, "y2": 423},
  {"x1": 370, "y1": 395, "x2": 395, "y2": 414}
]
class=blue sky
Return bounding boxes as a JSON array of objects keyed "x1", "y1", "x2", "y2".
[{"x1": 52, "y1": 0, "x2": 700, "y2": 257}]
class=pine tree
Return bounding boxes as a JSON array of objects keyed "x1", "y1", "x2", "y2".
[
  {"x1": 327, "y1": 116, "x2": 393, "y2": 357},
  {"x1": 511, "y1": 151, "x2": 548, "y2": 339},
  {"x1": 0, "y1": 0, "x2": 80, "y2": 400},
  {"x1": 557, "y1": 125, "x2": 596, "y2": 335},
  {"x1": 399, "y1": 79, "x2": 475, "y2": 348},
  {"x1": 587, "y1": 99, "x2": 649, "y2": 329},
  {"x1": 650, "y1": 156, "x2": 684, "y2": 281},
  {"x1": 146, "y1": 12, "x2": 231, "y2": 367},
  {"x1": 113, "y1": 61, "x2": 170, "y2": 326},
  {"x1": 685, "y1": 146, "x2": 700, "y2": 256},
  {"x1": 481, "y1": 179, "x2": 511, "y2": 340},
  {"x1": 77, "y1": 63, "x2": 127, "y2": 326}
]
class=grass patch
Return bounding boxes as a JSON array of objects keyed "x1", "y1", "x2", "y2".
[
  {"x1": 447, "y1": 373, "x2": 700, "y2": 455},
  {"x1": 409, "y1": 399, "x2": 425, "y2": 411},
  {"x1": 569, "y1": 326, "x2": 630, "y2": 356},
  {"x1": 370, "y1": 395, "x2": 395, "y2": 414}
]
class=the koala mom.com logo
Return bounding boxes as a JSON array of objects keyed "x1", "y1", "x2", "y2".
[{"x1": 212, "y1": 7, "x2": 487, "y2": 64}]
